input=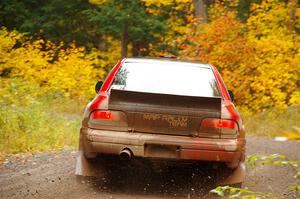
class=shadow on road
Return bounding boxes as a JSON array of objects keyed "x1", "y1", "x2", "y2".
[{"x1": 82, "y1": 157, "x2": 227, "y2": 198}]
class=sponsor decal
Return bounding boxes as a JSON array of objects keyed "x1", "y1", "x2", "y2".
[{"x1": 143, "y1": 113, "x2": 188, "y2": 128}]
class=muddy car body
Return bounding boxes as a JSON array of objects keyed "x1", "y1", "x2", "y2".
[{"x1": 76, "y1": 58, "x2": 246, "y2": 185}]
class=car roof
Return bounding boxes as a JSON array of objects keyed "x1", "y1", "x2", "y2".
[{"x1": 124, "y1": 58, "x2": 211, "y2": 69}]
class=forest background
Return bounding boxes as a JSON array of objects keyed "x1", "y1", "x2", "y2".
[{"x1": 0, "y1": 0, "x2": 299, "y2": 156}]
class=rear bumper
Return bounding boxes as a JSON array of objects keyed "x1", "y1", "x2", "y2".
[{"x1": 81, "y1": 127, "x2": 245, "y2": 164}]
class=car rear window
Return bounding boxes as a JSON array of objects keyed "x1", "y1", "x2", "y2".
[{"x1": 111, "y1": 61, "x2": 221, "y2": 97}]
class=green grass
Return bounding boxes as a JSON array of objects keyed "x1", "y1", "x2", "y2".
[
  {"x1": 0, "y1": 79, "x2": 299, "y2": 160},
  {"x1": 0, "y1": 96, "x2": 84, "y2": 157},
  {"x1": 243, "y1": 106, "x2": 300, "y2": 137}
]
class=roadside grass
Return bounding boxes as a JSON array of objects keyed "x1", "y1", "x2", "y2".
[
  {"x1": 242, "y1": 106, "x2": 300, "y2": 137},
  {"x1": 0, "y1": 96, "x2": 84, "y2": 160},
  {"x1": 0, "y1": 78, "x2": 299, "y2": 160},
  {"x1": 210, "y1": 154, "x2": 300, "y2": 198}
]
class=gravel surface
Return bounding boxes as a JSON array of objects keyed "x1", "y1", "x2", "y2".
[{"x1": 0, "y1": 136, "x2": 299, "y2": 199}]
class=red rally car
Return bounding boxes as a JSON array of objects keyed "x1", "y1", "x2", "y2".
[{"x1": 76, "y1": 58, "x2": 246, "y2": 186}]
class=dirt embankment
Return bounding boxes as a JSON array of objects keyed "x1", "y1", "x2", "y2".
[{"x1": 0, "y1": 137, "x2": 299, "y2": 199}]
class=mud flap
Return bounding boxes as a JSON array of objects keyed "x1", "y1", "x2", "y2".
[
  {"x1": 218, "y1": 162, "x2": 246, "y2": 185},
  {"x1": 75, "y1": 150, "x2": 105, "y2": 176},
  {"x1": 75, "y1": 129, "x2": 107, "y2": 177}
]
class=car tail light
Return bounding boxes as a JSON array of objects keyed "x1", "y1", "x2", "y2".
[
  {"x1": 200, "y1": 118, "x2": 238, "y2": 138},
  {"x1": 88, "y1": 110, "x2": 128, "y2": 130},
  {"x1": 92, "y1": 111, "x2": 112, "y2": 120}
]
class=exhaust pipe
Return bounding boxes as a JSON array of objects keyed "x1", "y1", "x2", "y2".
[{"x1": 119, "y1": 148, "x2": 132, "y2": 160}]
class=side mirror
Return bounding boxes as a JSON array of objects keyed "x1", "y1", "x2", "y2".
[
  {"x1": 95, "y1": 81, "x2": 103, "y2": 93},
  {"x1": 228, "y1": 90, "x2": 234, "y2": 101}
]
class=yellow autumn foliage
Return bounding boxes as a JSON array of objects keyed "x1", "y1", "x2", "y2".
[
  {"x1": 181, "y1": 0, "x2": 300, "y2": 113},
  {"x1": 1, "y1": 0, "x2": 299, "y2": 114},
  {"x1": 0, "y1": 0, "x2": 299, "y2": 156},
  {"x1": 0, "y1": 28, "x2": 119, "y2": 104}
]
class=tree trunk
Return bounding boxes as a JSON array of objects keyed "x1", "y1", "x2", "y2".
[
  {"x1": 132, "y1": 41, "x2": 141, "y2": 57},
  {"x1": 287, "y1": 0, "x2": 297, "y2": 31},
  {"x1": 193, "y1": 0, "x2": 208, "y2": 23},
  {"x1": 121, "y1": 22, "x2": 128, "y2": 58}
]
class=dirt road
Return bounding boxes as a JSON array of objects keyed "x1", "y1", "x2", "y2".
[{"x1": 0, "y1": 136, "x2": 299, "y2": 199}]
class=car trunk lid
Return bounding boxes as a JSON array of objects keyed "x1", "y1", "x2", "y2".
[{"x1": 108, "y1": 89, "x2": 221, "y2": 137}]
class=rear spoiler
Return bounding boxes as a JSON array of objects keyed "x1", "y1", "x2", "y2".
[{"x1": 108, "y1": 89, "x2": 221, "y2": 117}]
